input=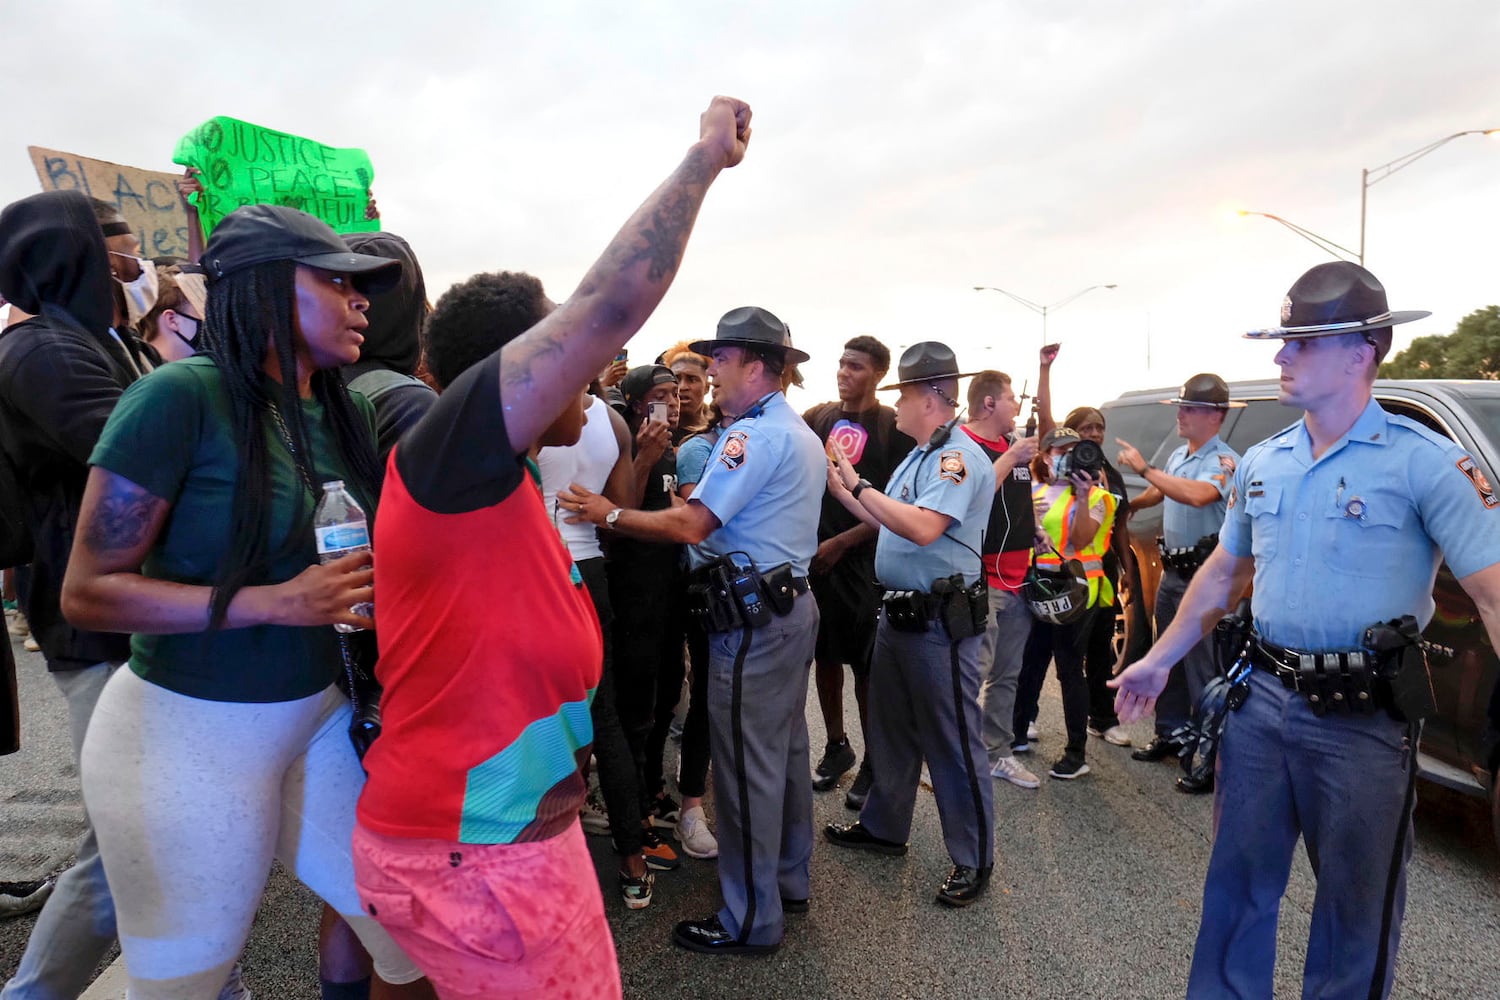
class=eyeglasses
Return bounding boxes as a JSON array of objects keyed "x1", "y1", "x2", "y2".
[{"x1": 927, "y1": 384, "x2": 959, "y2": 408}]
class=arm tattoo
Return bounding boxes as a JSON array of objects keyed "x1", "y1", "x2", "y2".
[
  {"x1": 84, "y1": 479, "x2": 163, "y2": 552},
  {"x1": 617, "y1": 145, "x2": 717, "y2": 283}
]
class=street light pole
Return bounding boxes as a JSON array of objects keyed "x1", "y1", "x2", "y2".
[
  {"x1": 972, "y1": 283, "x2": 1117, "y2": 346},
  {"x1": 1236, "y1": 210, "x2": 1358, "y2": 262},
  {"x1": 1359, "y1": 128, "x2": 1499, "y2": 265}
]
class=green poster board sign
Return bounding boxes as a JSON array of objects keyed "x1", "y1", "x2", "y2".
[{"x1": 173, "y1": 116, "x2": 380, "y2": 236}]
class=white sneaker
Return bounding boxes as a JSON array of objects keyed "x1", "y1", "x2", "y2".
[
  {"x1": 6, "y1": 609, "x2": 28, "y2": 637},
  {"x1": 217, "y1": 962, "x2": 253, "y2": 1000},
  {"x1": 990, "y1": 755, "x2": 1041, "y2": 789},
  {"x1": 1088, "y1": 724, "x2": 1133, "y2": 747},
  {"x1": 1026, "y1": 722, "x2": 1040, "y2": 741},
  {"x1": 579, "y1": 789, "x2": 610, "y2": 836},
  {"x1": 675, "y1": 804, "x2": 719, "y2": 859},
  {"x1": 22, "y1": 635, "x2": 38, "y2": 653}
]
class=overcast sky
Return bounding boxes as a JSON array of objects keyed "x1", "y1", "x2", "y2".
[{"x1": 5, "y1": 0, "x2": 1497, "y2": 416}]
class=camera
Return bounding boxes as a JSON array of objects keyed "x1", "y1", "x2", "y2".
[{"x1": 1055, "y1": 438, "x2": 1104, "y2": 479}]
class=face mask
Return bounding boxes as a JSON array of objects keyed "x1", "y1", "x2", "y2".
[{"x1": 116, "y1": 258, "x2": 159, "y2": 325}]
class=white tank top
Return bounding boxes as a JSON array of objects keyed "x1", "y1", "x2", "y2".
[{"x1": 536, "y1": 396, "x2": 621, "y2": 561}]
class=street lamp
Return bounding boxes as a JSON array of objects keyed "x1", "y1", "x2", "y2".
[
  {"x1": 1236, "y1": 210, "x2": 1358, "y2": 262},
  {"x1": 972, "y1": 283, "x2": 1117, "y2": 345},
  {"x1": 1360, "y1": 128, "x2": 1500, "y2": 264}
]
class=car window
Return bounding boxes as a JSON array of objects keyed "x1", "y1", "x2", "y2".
[
  {"x1": 1101, "y1": 401, "x2": 1179, "y2": 466},
  {"x1": 1222, "y1": 399, "x2": 1301, "y2": 455},
  {"x1": 1377, "y1": 397, "x2": 1451, "y2": 438}
]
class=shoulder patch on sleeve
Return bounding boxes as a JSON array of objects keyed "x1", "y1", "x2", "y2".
[
  {"x1": 1456, "y1": 455, "x2": 1499, "y2": 509},
  {"x1": 938, "y1": 449, "x2": 967, "y2": 485},
  {"x1": 719, "y1": 430, "x2": 749, "y2": 470},
  {"x1": 1212, "y1": 452, "x2": 1238, "y2": 489}
]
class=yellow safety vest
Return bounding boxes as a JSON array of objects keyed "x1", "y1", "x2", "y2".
[{"x1": 1033, "y1": 485, "x2": 1117, "y2": 608}]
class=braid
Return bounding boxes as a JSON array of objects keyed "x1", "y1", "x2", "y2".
[{"x1": 199, "y1": 260, "x2": 379, "y2": 628}]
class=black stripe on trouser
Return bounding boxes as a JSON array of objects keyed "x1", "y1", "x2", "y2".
[
  {"x1": 729, "y1": 624, "x2": 757, "y2": 945},
  {"x1": 1368, "y1": 720, "x2": 1421, "y2": 1000},
  {"x1": 949, "y1": 638, "x2": 988, "y2": 868}
]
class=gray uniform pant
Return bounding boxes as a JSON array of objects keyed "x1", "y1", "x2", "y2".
[
  {"x1": 1152, "y1": 568, "x2": 1219, "y2": 736},
  {"x1": 706, "y1": 594, "x2": 816, "y2": 947},
  {"x1": 3, "y1": 661, "x2": 120, "y2": 1000},
  {"x1": 1190, "y1": 669, "x2": 1413, "y2": 999},
  {"x1": 975, "y1": 587, "x2": 1032, "y2": 766},
  {"x1": 860, "y1": 614, "x2": 994, "y2": 870}
]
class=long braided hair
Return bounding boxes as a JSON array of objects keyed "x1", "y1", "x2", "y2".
[{"x1": 199, "y1": 259, "x2": 383, "y2": 628}]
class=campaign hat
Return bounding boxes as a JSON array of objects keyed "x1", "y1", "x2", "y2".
[
  {"x1": 1159, "y1": 373, "x2": 1247, "y2": 409},
  {"x1": 876, "y1": 341, "x2": 982, "y2": 390},
  {"x1": 690, "y1": 306, "x2": 809, "y2": 364},
  {"x1": 203, "y1": 204, "x2": 400, "y2": 292},
  {"x1": 1244, "y1": 261, "x2": 1428, "y2": 340}
]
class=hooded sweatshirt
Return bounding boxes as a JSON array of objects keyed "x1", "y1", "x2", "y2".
[
  {"x1": 340, "y1": 232, "x2": 437, "y2": 460},
  {"x1": 0, "y1": 190, "x2": 136, "y2": 669}
]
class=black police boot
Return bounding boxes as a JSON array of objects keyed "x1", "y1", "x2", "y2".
[
  {"x1": 823, "y1": 822, "x2": 908, "y2": 855},
  {"x1": 1176, "y1": 771, "x2": 1215, "y2": 795},
  {"x1": 1131, "y1": 735, "x2": 1183, "y2": 762},
  {"x1": 672, "y1": 915, "x2": 779, "y2": 956},
  {"x1": 936, "y1": 865, "x2": 992, "y2": 907}
]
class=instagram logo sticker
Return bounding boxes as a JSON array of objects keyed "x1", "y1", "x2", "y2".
[{"x1": 828, "y1": 420, "x2": 869, "y2": 465}]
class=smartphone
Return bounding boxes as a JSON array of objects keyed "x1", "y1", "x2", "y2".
[
  {"x1": 614, "y1": 350, "x2": 629, "y2": 363},
  {"x1": 648, "y1": 401, "x2": 669, "y2": 424}
]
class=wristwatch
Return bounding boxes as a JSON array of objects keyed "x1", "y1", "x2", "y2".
[
  {"x1": 604, "y1": 508, "x2": 624, "y2": 529},
  {"x1": 852, "y1": 478, "x2": 874, "y2": 500}
]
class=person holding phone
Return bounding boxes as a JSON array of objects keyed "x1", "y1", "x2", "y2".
[{"x1": 608, "y1": 364, "x2": 687, "y2": 866}]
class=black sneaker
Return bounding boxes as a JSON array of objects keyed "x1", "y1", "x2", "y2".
[
  {"x1": 1047, "y1": 755, "x2": 1090, "y2": 780},
  {"x1": 647, "y1": 792, "x2": 681, "y2": 830},
  {"x1": 812, "y1": 737, "x2": 856, "y2": 792},
  {"x1": 844, "y1": 758, "x2": 874, "y2": 810}
]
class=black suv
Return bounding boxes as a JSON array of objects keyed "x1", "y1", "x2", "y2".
[{"x1": 1103, "y1": 379, "x2": 1500, "y2": 843}]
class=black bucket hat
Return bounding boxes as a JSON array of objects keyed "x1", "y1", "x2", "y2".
[
  {"x1": 690, "y1": 306, "x2": 809, "y2": 364},
  {"x1": 1244, "y1": 261, "x2": 1428, "y2": 340},
  {"x1": 1160, "y1": 373, "x2": 1247, "y2": 409},
  {"x1": 203, "y1": 204, "x2": 401, "y2": 292},
  {"x1": 877, "y1": 341, "x2": 981, "y2": 390}
]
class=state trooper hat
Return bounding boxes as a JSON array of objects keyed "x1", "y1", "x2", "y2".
[
  {"x1": 1160, "y1": 373, "x2": 1247, "y2": 409},
  {"x1": 690, "y1": 306, "x2": 809, "y2": 364},
  {"x1": 1244, "y1": 261, "x2": 1428, "y2": 340},
  {"x1": 203, "y1": 204, "x2": 401, "y2": 292},
  {"x1": 877, "y1": 341, "x2": 982, "y2": 390}
]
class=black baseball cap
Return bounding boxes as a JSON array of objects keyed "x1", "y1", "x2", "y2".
[
  {"x1": 203, "y1": 204, "x2": 401, "y2": 292},
  {"x1": 620, "y1": 364, "x2": 677, "y2": 405}
]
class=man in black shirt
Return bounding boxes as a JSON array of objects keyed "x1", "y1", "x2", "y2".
[{"x1": 802, "y1": 336, "x2": 914, "y2": 807}]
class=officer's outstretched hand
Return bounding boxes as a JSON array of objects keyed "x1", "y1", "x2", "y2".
[
  {"x1": 700, "y1": 96, "x2": 753, "y2": 170},
  {"x1": 1116, "y1": 438, "x2": 1147, "y2": 476},
  {"x1": 826, "y1": 439, "x2": 859, "y2": 493},
  {"x1": 557, "y1": 482, "x2": 612, "y2": 526},
  {"x1": 1108, "y1": 656, "x2": 1172, "y2": 723}
]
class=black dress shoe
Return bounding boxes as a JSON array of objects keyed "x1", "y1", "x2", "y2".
[
  {"x1": 672, "y1": 915, "x2": 779, "y2": 956},
  {"x1": 781, "y1": 897, "x2": 809, "y2": 914},
  {"x1": 1131, "y1": 736, "x2": 1183, "y2": 762},
  {"x1": 936, "y1": 864, "x2": 992, "y2": 907},
  {"x1": 823, "y1": 822, "x2": 908, "y2": 856},
  {"x1": 1176, "y1": 771, "x2": 1215, "y2": 795}
]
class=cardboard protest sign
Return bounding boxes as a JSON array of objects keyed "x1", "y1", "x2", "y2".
[
  {"x1": 173, "y1": 117, "x2": 379, "y2": 236},
  {"x1": 27, "y1": 146, "x2": 194, "y2": 259}
]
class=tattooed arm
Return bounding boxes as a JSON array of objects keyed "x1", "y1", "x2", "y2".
[
  {"x1": 499, "y1": 95, "x2": 752, "y2": 454},
  {"x1": 62, "y1": 468, "x2": 375, "y2": 633}
]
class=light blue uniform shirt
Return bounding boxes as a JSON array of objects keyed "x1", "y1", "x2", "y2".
[
  {"x1": 688, "y1": 392, "x2": 825, "y2": 576},
  {"x1": 1220, "y1": 397, "x2": 1500, "y2": 651},
  {"x1": 1162, "y1": 434, "x2": 1240, "y2": 548},
  {"x1": 874, "y1": 427, "x2": 996, "y2": 592}
]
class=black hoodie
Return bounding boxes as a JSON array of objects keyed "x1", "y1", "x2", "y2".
[
  {"x1": 0, "y1": 190, "x2": 135, "y2": 670},
  {"x1": 340, "y1": 232, "x2": 436, "y2": 461}
]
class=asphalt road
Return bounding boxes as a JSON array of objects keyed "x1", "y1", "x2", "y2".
[{"x1": 4, "y1": 634, "x2": 1500, "y2": 999}]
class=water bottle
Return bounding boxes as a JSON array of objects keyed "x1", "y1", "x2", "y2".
[{"x1": 313, "y1": 480, "x2": 373, "y2": 633}]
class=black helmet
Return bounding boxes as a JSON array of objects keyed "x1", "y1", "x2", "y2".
[{"x1": 1023, "y1": 559, "x2": 1090, "y2": 625}]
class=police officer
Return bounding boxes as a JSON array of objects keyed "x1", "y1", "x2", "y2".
[
  {"x1": 1115, "y1": 373, "x2": 1242, "y2": 793},
  {"x1": 822, "y1": 342, "x2": 998, "y2": 907},
  {"x1": 560, "y1": 306, "x2": 824, "y2": 955},
  {"x1": 1111, "y1": 262, "x2": 1500, "y2": 999}
]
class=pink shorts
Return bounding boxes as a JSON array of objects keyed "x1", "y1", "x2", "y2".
[{"x1": 352, "y1": 821, "x2": 621, "y2": 1000}]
